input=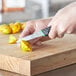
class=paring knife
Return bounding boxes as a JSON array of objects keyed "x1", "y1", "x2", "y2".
[{"x1": 18, "y1": 26, "x2": 51, "y2": 42}]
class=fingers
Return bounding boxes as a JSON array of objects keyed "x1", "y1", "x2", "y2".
[
  {"x1": 40, "y1": 36, "x2": 50, "y2": 42},
  {"x1": 29, "y1": 37, "x2": 41, "y2": 45},
  {"x1": 48, "y1": 19, "x2": 76, "y2": 39},
  {"x1": 19, "y1": 21, "x2": 35, "y2": 38},
  {"x1": 20, "y1": 18, "x2": 52, "y2": 38},
  {"x1": 47, "y1": 2, "x2": 76, "y2": 39},
  {"x1": 57, "y1": 22, "x2": 68, "y2": 38},
  {"x1": 48, "y1": 25, "x2": 57, "y2": 39},
  {"x1": 48, "y1": 16, "x2": 68, "y2": 39},
  {"x1": 66, "y1": 24, "x2": 76, "y2": 34},
  {"x1": 19, "y1": 18, "x2": 52, "y2": 45},
  {"x1": 35, "y1": 19, "x2": 51, "y2": 32}
]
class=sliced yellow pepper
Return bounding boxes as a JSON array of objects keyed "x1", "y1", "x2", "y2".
[
  {"x1": 9, "y1": 35, "x2": 17, "y2": 44},
  {"x1": 20, "y1": 40, "x2": 32, "y2": 52}
]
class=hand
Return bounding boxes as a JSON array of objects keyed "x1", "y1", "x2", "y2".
[
  {"x1": 19, "y1": 19, "x2": 51, "y2": 44},
  {"x1": 48, "y1": 2, "x2": 76, "y2": 39}
]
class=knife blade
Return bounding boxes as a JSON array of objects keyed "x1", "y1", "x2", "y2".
[{"x1": 18, "y1": 26, "x2": 51, "y2": 43}]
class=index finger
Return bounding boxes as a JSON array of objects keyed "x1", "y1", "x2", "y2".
[{"x1": 19, "y1": 21, "x2": 35, "y2": 38}]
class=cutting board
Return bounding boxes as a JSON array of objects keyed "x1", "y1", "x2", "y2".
[{"x1": 0, "y1": 34, "x2": 76, "y2": 76}]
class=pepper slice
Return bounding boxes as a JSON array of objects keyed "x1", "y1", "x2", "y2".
[{"x1": 20, "y1": 40, "x2": 32, "y2": 52}]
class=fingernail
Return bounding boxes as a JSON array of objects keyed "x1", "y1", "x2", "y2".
[
  {"x1": 67, "y1": 31, "x2": 72, "y2": 34},
  {"x1": 51, "y1": 36, "x2": 54, "y2": 39},
  {"x1": 49, "y1": 34, "x2": 54, "y2": 39}
]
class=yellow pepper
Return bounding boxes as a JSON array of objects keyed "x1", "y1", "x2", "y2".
[
  {"x1": 0, "y1": 24, "x2": 12, "y2": 34},
  {"x1": 20, "y1": 40, "x2": 32, "y2": 52},
  {"x1": 9, "y1": 22, "x2": 22, "y2": 34},
  {"x1": 9, "y1": 35, "x2": 17, "y2": 44},
  {"x1": 9, "y1": 36, "x2": 32, "y2": 52}
]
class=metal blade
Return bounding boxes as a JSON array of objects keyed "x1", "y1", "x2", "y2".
[{"x1": 17, "y1": 31, "x2": 44, "y2": 43}]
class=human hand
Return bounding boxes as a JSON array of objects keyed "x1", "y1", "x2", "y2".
[
  {"x1": 48, "y1": 2, "x2": 76, "y2": 39},
  {"x1": 19, "y1": 19, "x2": 51, "y2": 44}
]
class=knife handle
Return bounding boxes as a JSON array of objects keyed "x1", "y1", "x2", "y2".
[{"x1": 41, "y1": 26, "x2": 51, "y2": 36}]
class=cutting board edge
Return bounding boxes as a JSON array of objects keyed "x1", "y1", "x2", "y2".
[
  {"x1": 31, "y1": 48, "x2": 76, "y2": 75},
  {"x1": 0, "y1": 54, "x2": 32, "y2": 76}
]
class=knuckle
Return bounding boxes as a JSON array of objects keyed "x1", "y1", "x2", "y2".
[
  {"x1": 58, "y1": 27, "x2": 65, "y2": 35},
  {"x1": 58, "y1": 30, "x2": 65, "y2": 38},
  {"x1": 48, "y1": 32, "x2": 56, "y2": 39}
]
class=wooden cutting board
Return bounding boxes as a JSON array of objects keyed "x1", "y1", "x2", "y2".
[{"x1": 0, "y1": 34, "x2": 76, "y2": 76}]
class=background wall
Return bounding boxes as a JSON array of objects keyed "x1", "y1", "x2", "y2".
[{"x1": 1, "y1": 0, "x2": 75, "y2": 23}]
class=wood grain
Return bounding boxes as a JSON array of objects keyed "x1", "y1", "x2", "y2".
[{"x1": 0, "y1": 34, "x2": 76, "y2": 76}]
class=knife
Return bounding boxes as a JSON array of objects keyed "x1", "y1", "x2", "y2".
[{"x1": 18, "y1": 26, "x2": 51, "y2": 43}]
